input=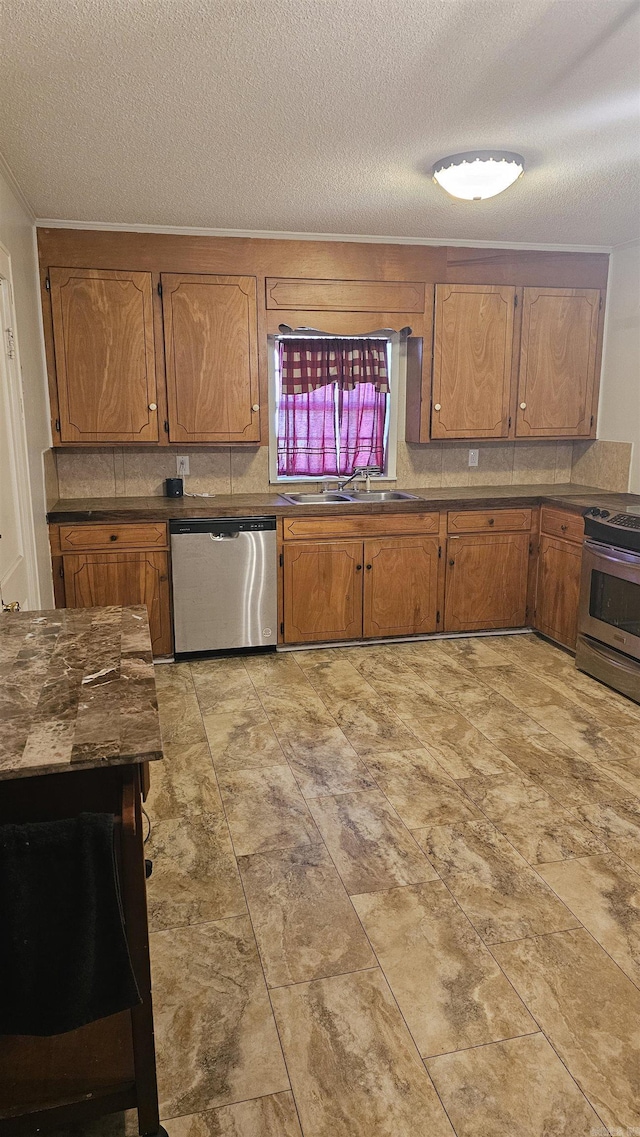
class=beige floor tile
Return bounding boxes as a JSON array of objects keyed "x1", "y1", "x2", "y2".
[
  {"x1": 303, "y1": 658, "x2": 379, "y2": 707},
  {"x1": 259, "y1": 690, "x2": 337, "y2": 734},
  {"x1": 362, "y1": 748, "x2": 481, "y2": 828},
  {"x1": 146, "y1": 740, "x2": 223, "y2": 821},
  {"x1": 352, "y1": 882, "x2": 535, "y2": 1057},
  {"x1": 436, "y1": 636, "x2": 516, "y2": 670},
  {"x1": 460, "y1": 772, "x2": 608, "y2": 864},
  {"x1": 426, "y1": 1033, "x2": 603, "y2": 1137},
  {"x1": 294, "y1": 648, "x2": 341, "y2": 667},
  {"x1": 270, "y1": 969, "x2": 455, "y2": 1137},
  {"x1": 493, "y1": 928, "x2": 640, "y2": 1132},
  {"x1": 388, "y1": 705, "x2": 518, "y2": 779},
  {"x1": 146, "y1": 813, "x2": 246, "y2": 932},
  {"x1": 414, "y1": 820, "x2": 579, "y2": 944},
  {"x1": 307, "y1": 789, "x2": 437, "y2": 894},
  {"x1": 243, "y1": 652, "x2": 312, "y2": 695},
  {"x1": 278, "y1": 725, "x2": 376, "y2": 798},
  {"x1": 603, "y1": 751, "x2": 640, "y2": 798},
  {"x1": 151, "y1": 917, "x2": 289, "y2": 1118},
  {"x1": 330, "y1": 697, "x2": 422, "y2": 756},
  {"x1": 164, "y1": 1092, "x2": 302, "y2": 1136},
  {"x1": 574, "y1": 799, "x2": 640, "y2": 873},
  {"x1": 496, "y1": 737, "x2": 628, "y2": 808},
  {"x1": 203, "y1": 708, "x2": 284, "y2": 773},
  {"x1": 218, "y1": 765, "x2": 318, "y2": 856},
  {"x1": 191, "y1": 659, "x2": 262, "y2": 716},
  {"x1": 538, "y1": 853, "x2": 640, "y2": 987},
  {"x1": 238, "y1": 843, "x2": 375, "y2": 986}
]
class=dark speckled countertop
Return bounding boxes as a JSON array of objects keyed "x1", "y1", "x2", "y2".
[
  {"x1": 0, "y1": 606, "x2": 163, "y2": 780},
  {"x1": 47, "y1": 484, "x2": 640, "y2": 523}
]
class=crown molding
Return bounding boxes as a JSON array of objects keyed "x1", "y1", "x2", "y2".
[
  {"x1": 34, "y1": 217, "x2": 613, "y2": 255},
  {"x1": 0, "y1": 152, "x2": 36, "y2": 220}
]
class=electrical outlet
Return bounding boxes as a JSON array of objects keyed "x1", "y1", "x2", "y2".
[
  {"x1": 177, "y1": 455, "x2": 190, "y2": 477},
  {"x1": 468, "y1": 449, "x2": 479, "y2": 468}
]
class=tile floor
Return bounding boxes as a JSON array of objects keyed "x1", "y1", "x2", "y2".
[{"x1": 73, "y1": 633, "x2": 640, "y2": 1136}]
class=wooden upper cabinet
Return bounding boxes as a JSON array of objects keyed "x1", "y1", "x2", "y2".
[
  {"x1": 49, "y1": 268, "x2": 158, "y2": 443},
  {"x1": 161, "y1": 274, "x2": 260, "y2": 443},
  {"x1": 363, "y1": 536, "x2": 440, "y2": 638},
  {"x1": 431, "y1": 284, "x2": 515, "y2": 439},
  {"x1": 516, "y1": 287, "x2": 600, "y2": 437}
]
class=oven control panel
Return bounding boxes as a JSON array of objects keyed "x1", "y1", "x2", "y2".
[{"x1": 584, "y1": 507, "x2": 640, "y2": 552}]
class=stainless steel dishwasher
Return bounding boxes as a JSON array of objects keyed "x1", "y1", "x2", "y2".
[{"x1": 170, "y1": 517, "x2": 277, "y2": 657}]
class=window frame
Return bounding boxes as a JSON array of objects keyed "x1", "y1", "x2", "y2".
[{"x1": 268, "y1": 332, "x2": 400, "y2": 484}]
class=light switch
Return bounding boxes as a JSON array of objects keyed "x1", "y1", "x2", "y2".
[{"x1": 468, "y1": 449, "x2": 479, "y2": 468}]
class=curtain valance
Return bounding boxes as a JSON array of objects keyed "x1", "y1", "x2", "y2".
[{"x1": 279, "y1": 338, "x2": 389, "y2": 396}]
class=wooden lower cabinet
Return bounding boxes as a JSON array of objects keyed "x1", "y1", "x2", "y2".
[
  {"x1": 62, "y1": 551, "x2": 172, "y2": 657},
  {"x1": 283, "y1": 541, "x2": 363, "y2": 643},
  {"x1": 283, "y1": 534, "x2": 441, "y2": 643},
  {"x1": 535, "y1": 535, "x2": 583, "y2": 649},
  {"x1": 363, "y1": 536, "x2": 440, "y2": 638},
  {"x1": 444, "y1": 532, "x2": 529, "y2": 632}
]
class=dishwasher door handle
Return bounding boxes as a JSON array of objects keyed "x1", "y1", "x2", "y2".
[{"x1": 209, "y1": 532, "x2": 240, "y2": 540}]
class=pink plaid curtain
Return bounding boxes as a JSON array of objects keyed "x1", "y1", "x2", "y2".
[
  {"x1": 277, "y1": 383, "x2": 339, "y2": 477},
  {"x1": 279, "y1": 338, "x2": 389, "y2": 395},
  {"x1": 338, "y1": 383, "x2": 386, "y2": 472}
]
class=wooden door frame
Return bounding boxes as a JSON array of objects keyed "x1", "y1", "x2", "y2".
[{"x1": 0, "y1": 241, "x2": 40, "y2": 609}]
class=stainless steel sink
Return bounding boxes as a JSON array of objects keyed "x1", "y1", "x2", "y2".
[
  {"x1": 344, "y1": 490, "x2": 420, "y2": 502},
  {"x1": 280, "y1": 489, "x2": 421, "y2": 505},
  {"x1": 280, "y1": 492, "x2": 354, "y2": 504}
]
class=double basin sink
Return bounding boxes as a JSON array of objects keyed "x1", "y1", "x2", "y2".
[{"x1": 281, "y1": 490, "x2": 420, "y2": 505}]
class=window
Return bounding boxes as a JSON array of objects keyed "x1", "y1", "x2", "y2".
[{"x1": 270, "y1": 335, "x2": 397, "y2": 481}]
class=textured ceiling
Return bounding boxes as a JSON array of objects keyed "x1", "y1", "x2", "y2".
[{"x1": 1, "y1": 0, "x2": 639, "y2": 245}]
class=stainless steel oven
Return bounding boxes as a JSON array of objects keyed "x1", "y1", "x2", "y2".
[{"x1": 576, "y1": 506, "x2": 640, "y2": 703}]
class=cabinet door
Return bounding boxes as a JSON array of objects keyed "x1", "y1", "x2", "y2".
[
  {"x1": 444, "y1": 533, "x2": 529, "y2": 631},
  {"x1": 161, "y1": 274, "x2": 260, "y2": 443},
  {"x1": 49, "y1": 268, "x2": 158, "y2": 443},
  {"x1": 516, "y1": 288, "x2": 600, "y2": 437},
  {"x1": 432, "y1": 284, "x2": 515, "y2": 439},
  {"x1": 363, "y1": 537, "x2": 440, "y2": 638},
  {"x1": 283, "y1": 541, "x2": 363, "y2": 643},
  {"x1": 536, "y1": 535, "x2": 583, "y2": 649},
  {"x1": 62, "y1": 551, "x2": 171, "y2": 657}
]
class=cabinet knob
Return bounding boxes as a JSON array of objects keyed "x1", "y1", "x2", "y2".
[
  {"x1": 520, "y1": 402, "x2": 527, "y2": 410},
  {"x1": 252, "y1": 404, "x2": 260, "y2": 412},
  {"x1": 488, "y1": 517, "x2": 495, "y2": 526},
  {"x1": 449, "y1": 558, "x2": 455, "y2": 567},
  {"x1": 109, "y1": 534, "x2": 118, "y2": 541},
  {"x1": 561, "y1": 523, "x2": 568, "y2": 532},
  {"x1": 148, "y1": 402, "x2": 157, "y2": 411},
  {"x1": 434, "y1": 403, "x2": 442, "y2": 412},
  {"x1": 366, "y1": 563, "x2": 372, "y2": 571},
  {"x1": 355, "y1": 564, "x2": 362, "y2": 572}
]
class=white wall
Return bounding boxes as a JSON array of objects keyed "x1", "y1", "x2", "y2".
[
  {"x1": 598, "y1": 239, "x2": 640, "y2": 493},
  {"x1": 0, "y1": 161, "x2": 54, "y2": 606}
]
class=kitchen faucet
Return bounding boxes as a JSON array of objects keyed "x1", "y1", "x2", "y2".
[{"x1": 324, "y1": 465, "x2": 383, "y2": 494}]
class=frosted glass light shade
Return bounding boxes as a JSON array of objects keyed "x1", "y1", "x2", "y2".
[{"x1": 432, "y1": 151, "x2": 524, "y2": 201}]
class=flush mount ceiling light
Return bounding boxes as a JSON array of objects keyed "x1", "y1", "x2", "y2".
[{"x1": 432, "y1": 150, "x2": 525, "y2": 201}]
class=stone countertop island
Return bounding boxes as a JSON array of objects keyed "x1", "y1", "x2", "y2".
[{"x1": 0, "y1": 605, "x2": 163, "y2": 780}]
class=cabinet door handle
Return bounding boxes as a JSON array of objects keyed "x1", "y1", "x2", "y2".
[
  {"x1": 355, "y1": 564, "x2": 362, "y2": 572},
  {"x1": 449, "y1": 558, "x2": 455, "y2": 567},
  {"x1": 434, "y1": 403, "x2": 442, "y2": 412},
  {"x1": 109, "y1": 534, "x2": 118, "y2": 541},
  {"x1": 561, "y1": 523, "x2": 568, "y2": 532},
  {"x1": 520, "y1": 402, "x2": 527, "y2": 410},
  {"x1": 252, "y1": 404, "x2": 260, "y2": 412},
  {"x1": 148, "y1": 402, "x2": 157, "y2": 411},
  {"x1": 366, "y1": 563, "x2": 372, "y2": 571},
  {"x1": 487, "y1": 518, "x2": 495, "y2": 526}
]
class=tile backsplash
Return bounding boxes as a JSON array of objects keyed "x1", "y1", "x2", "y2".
[{"x1": 53, "y1": 438, "x2": 631, "y2": 500}]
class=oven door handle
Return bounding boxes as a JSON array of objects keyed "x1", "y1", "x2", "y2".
[{"x1": 583, "y1": 539, "x2": 640, "y2": 567}]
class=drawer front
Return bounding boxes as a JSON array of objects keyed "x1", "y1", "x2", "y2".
[
  {"x1": 540, "y1": 506, "x2": 584, "y2": 544},
  {"x1": 283, "y1": 512, "x2": 440, "y2": 542},
  {"x1": 447, "y1": 508, "x2": 532, "y2": 534},
  {"x1": 59, "y1": 523, "x2": 168, "y2": 552}
]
